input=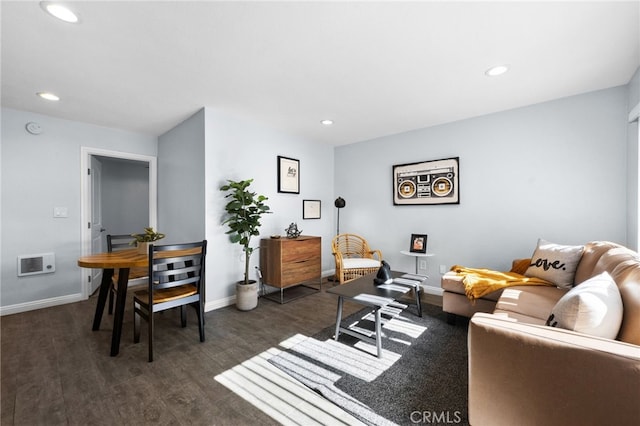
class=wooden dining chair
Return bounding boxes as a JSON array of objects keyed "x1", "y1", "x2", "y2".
[
  {"x1": 106, "y1": 234, "x2": 148, "y2": 315},
  {"x1": 133, "y1": 240, "x2": 207, "y2": 362}
]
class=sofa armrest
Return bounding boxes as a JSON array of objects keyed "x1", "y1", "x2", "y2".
[{"x1": 469, "y1": 313, "x2": 640, "y2": 426}]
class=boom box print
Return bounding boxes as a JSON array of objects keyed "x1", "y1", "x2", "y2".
[{"x1": 393, "y1": 157, "x2": 459, "y2": 205}]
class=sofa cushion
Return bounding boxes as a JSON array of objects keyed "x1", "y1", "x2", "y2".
[
  {"x1": 342, "y1": 258, "x2": 380, "y2": 269},
  {"x1": 546, "y1": 272, "x2": 623, "y2": 339},
  {"x1": 524, "y1": 238, "x2": 584, "y2": 289},
  {"x1": 494, "y1": 285, "x2": 567, "y2": 323},
  {"x1": 573, "y1": 241, "x2": 621, "y2": 284}
]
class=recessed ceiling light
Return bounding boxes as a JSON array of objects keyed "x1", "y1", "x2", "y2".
[
  {"x1": 321, "y1": 119, "x2": 334, "y2": 126},
  {"x1": 40, "y1": 2, "x2": 79, "y2": 23},
  {"x1": 485, "y1": 65, "x2": 509, "y2": 77},
  {"x1": 37, "y1": 92, "x2": 60, "y2": 101}
]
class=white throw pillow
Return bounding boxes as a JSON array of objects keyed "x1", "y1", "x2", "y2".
[
  {"x1": 545, "y1": 272, "x2": 623, "y2": 339},
  {"x1": 524, "y1": 238, "x2": 584, "y2": 289}
]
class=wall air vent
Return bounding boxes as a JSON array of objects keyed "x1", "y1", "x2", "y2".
[{"x1": 17, "y1": 253, "x2": 55, "y2": 277}]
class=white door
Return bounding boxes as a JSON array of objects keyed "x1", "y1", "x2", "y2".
[{"x1": 90, "y1": 156, "x2": 104, "y2": 294}]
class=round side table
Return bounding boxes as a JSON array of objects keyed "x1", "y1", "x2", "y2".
[{"x1": 400, "y1": 250, "x2": 434, "y2": 275}]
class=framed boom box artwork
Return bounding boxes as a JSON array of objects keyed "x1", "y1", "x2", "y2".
[{"x1": 393, "y1": 157, "x2": 459, "y2": 205}]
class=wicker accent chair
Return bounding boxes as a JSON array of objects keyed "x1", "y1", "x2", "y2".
[{"x1": 332, "y1": 233, "x2": 383, "y2": 284}]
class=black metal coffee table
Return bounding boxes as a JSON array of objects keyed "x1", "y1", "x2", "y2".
[{"x1": 326, "y1": 270, "x2": 424, "y2": 357}]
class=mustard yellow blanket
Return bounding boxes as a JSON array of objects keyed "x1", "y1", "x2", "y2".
[{"x1": 451, "y1": 265, "x2": 554, "y2": 301}]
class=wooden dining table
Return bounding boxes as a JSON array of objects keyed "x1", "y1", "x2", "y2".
[{"x1": 77, "y1": 247, "x2": 201, "y2": 356}]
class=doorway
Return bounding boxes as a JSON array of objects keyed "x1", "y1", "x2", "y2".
[{"x1": 80, "y1": 147, "x2": 157, "y2": 298}]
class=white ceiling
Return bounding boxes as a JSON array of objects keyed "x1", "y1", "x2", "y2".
[{"x1": 2, "y1": 1, "x2": 639, "y2": 146}]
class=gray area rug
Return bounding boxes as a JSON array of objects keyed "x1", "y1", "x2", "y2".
[{"x1": 268, "y1": 303, "x2": 469, "y2": 426}]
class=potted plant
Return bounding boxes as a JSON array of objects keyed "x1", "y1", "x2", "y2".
[
  {"x1": 220, "y1": 179, "x2": 271, "y2": 310},
  {"x1": 130, "y1": 227, "x2": 166, "y2": 254}
]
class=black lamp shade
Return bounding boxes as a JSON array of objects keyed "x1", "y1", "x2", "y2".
[{"x1": 334, "y1": 197, "x2": 346, "y2": 208}]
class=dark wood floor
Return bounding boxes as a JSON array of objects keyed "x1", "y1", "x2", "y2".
[{"x1": 1, "y1": 280, "x2": 442, "y2": 425}]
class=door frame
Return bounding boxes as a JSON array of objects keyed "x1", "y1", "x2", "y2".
[{"x1": 80, "y1": 147, "x2": 158, "y2": 299}]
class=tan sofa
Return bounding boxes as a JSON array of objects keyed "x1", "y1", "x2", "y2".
[{"x1": 441, "y1": 241, "x2": 640, "y2": 425}]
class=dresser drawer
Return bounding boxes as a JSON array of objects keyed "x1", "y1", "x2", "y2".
[
  {"x1": 280, "y1": 258, "x2": 321, "y2": 287},
  {"x1": 281, "y1": 238, "x2": 321, "y2": 263},
  {"x1": 260, "y1": 235, "x2": 321, "y2": 288}
]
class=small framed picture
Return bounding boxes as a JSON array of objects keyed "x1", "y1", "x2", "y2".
[
  {"x1": 410, "y1": 234, "x2": 428, "y2": 253},
  {"x1": 303, "y1": 199, "x2": 321, "y2": 219},
  {"x1": 277, "y1": 156, "x2": 300, "y2": 194}
]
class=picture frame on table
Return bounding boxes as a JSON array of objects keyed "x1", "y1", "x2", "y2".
[
  {"x1": 410, "y1": 234, "x2": 428, "y2": 253},
  {"x1": 302, "y1": 199, "x2": 321, "y2": 219},
  {"x1": 277, "y1": 155, "x2": 300, "y2": 194}
]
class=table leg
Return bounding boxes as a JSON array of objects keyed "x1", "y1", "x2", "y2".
[
  {"x1": 415, "y1": 257, "x2": 419, "y2": 275},
  {"x1": 110, "y1": 267, "x2": 130, "y2": 357},
  {"x1": 375, "y1": 307, "x2": 382, "y2": 358},
  {"x1": 334, "y1": 296, "x2": 344, "y2": 341},
  {"x1": 415, "y1": 284, "x2": 423, "y2": 317},
  {"x1": 92, "y1": 268, "x2": 114, "y2": 331}
]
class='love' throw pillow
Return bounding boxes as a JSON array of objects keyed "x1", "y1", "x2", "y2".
[{"x1": 524, "y1": 238, "x2": 584, "y2": 289}]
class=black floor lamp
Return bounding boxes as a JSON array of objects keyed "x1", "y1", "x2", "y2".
[
  {"x1": 334, "y1": 197, "x2": 346, "y2": 235},
  {"x1": 329, "y1": 197, "x2": 346, "y2": 283}
]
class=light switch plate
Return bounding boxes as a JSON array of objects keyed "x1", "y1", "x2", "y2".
[{"x1": 53, "y1": 207, "x2": 68, "y2": 218}]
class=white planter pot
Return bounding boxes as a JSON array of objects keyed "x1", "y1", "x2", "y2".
[
  {"x1": 236, "y1": 280, "x2": 258, "y2": 311},
  {"x1": 137, "y1": 242, "x2": 149, "y2": 254}
]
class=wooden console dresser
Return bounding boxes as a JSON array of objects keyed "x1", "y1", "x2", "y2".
[{"x1": 259, "y1": 235, "x2": 321, "y2": 302}]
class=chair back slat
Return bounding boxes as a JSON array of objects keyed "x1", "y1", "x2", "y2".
[
  {"x1": 152, "y1": 254, "x2": 202, "y2": 267},
  {"x1": 154, "y1": 265, "x2": 202, "y2": 289},
  {"x1": 107, "y1": 234, "x2": 136, "y2": 252},
  {"x1": 148, "y1": 241, "x2": 207, "y2": 303}
]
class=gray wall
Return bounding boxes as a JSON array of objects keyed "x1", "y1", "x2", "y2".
[
  {"x1": 157, "y1": 109, "x2": 206, "y2": 244},
  {"x1": 335, "y1": 86, "x2": 629, "y2": 290},
  {"x1": 0, "y1": 108, "x2": 157, "y2": 312},
  {"x1": 100, "y1": 157, "x2": 149, "y2": 240}
]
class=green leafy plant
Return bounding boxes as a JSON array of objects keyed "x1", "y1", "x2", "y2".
[
  {"x1": 130, "y1": 227, "x2": 166, "y2": 244},
  {"x1": 220, "y1": 179, "x2": 271, "y2": 285}
]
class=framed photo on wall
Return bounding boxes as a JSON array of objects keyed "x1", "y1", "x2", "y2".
[
  {"x1": 410, "y1": 234, "x2": 428, "y2": 253},
  {"x1": 393, "y1": 157, "x2": 459, "y2": 205},
  {"x1": 302, "y1": 199, "x2": 321, "y2": 219},
  {"x1": 277, "y1": 156, "x2": 300, "y2": 194}
]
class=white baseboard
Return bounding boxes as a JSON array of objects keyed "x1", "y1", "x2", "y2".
[
  {"x1": 322, "y1": 269, "x2": 335, "y2": 279},
  {"x1": 0, "y1": 293, "x2": 85, "y2": 316},
  {"x1": 205, "y1": 295, "x2": 235, "y2": 312}
]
